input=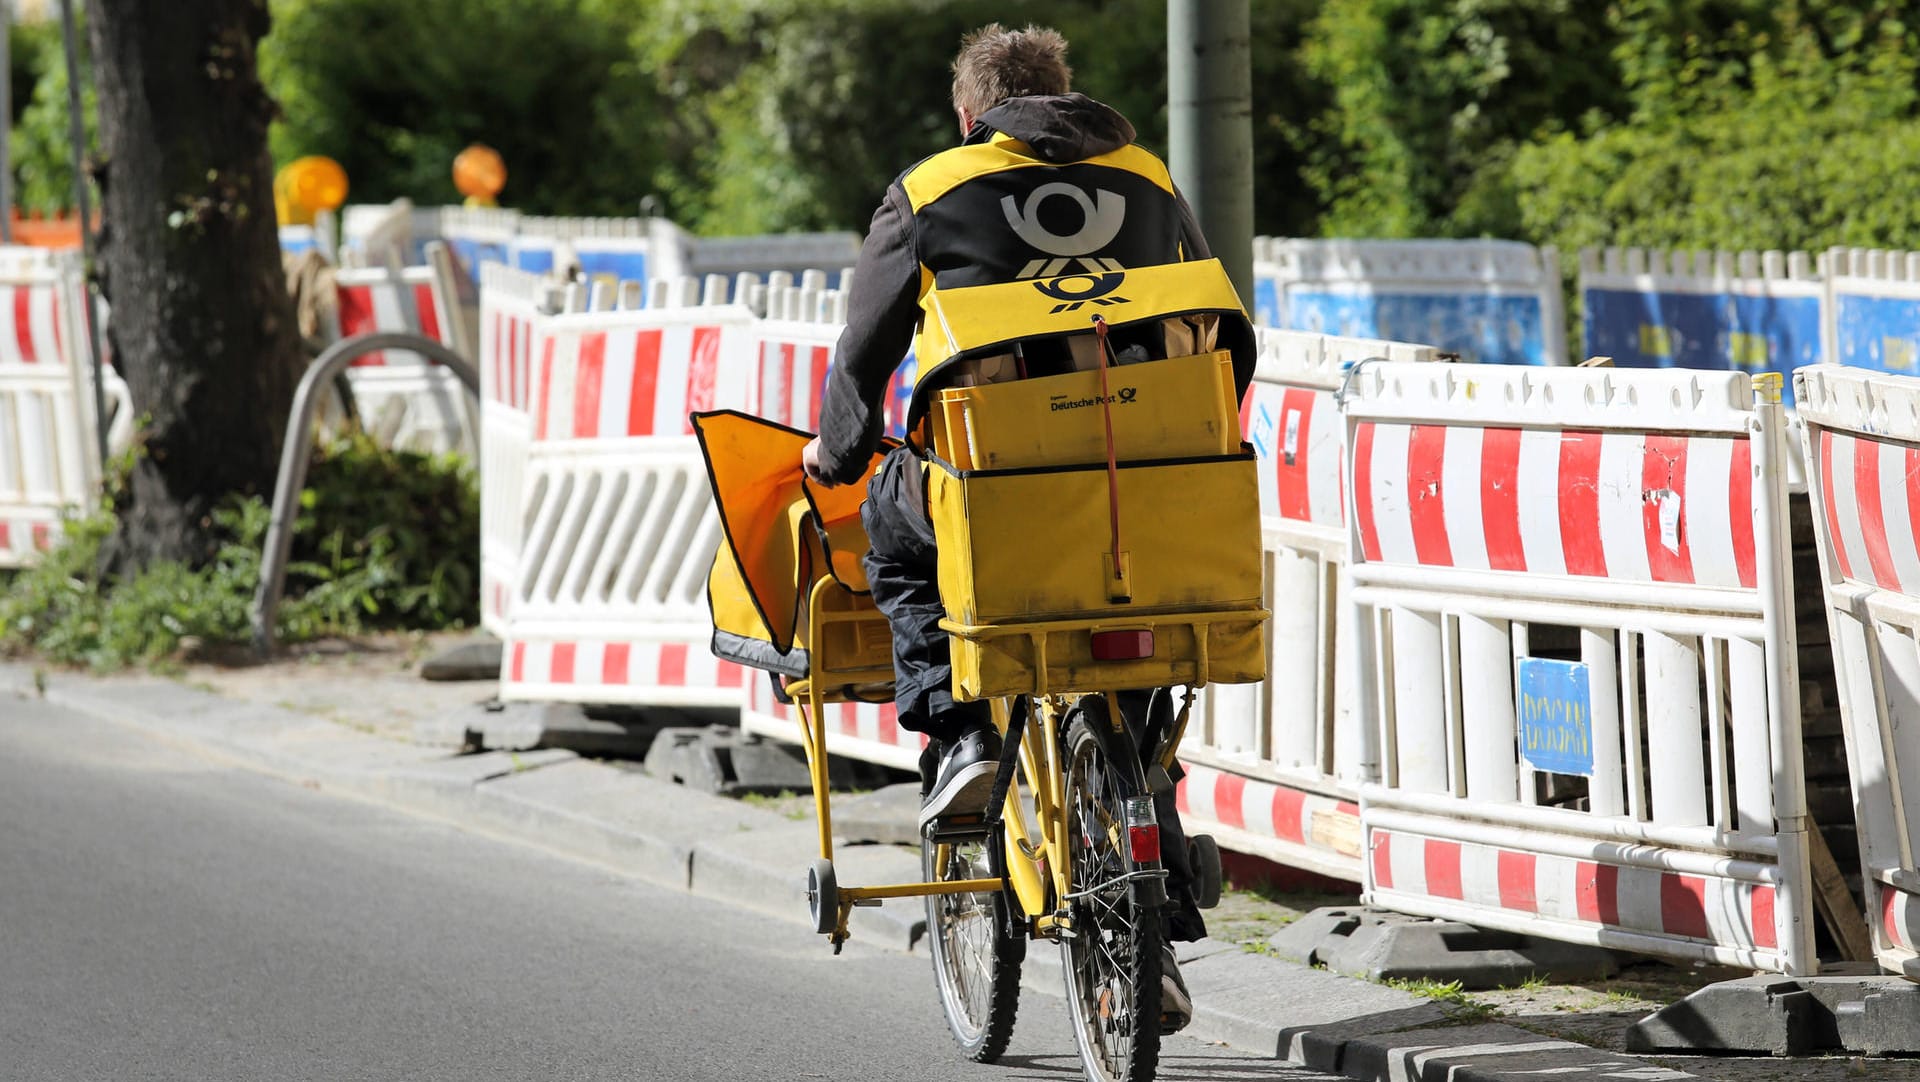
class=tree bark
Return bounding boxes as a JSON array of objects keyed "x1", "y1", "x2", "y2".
[{"x1": 88, "y1": 0, "x2": 300, "y2": 571}]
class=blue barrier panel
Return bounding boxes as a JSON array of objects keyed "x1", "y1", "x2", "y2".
[
  {"x1": 447, "y1": 237, "x2": 511, "y2": 283},
  {"x1": 1284, "y1": 290, "x2": 1549, "y2": 366},
  {"x1": 1253, "y1": 277, "x2": 1281, "y2": 328},
  {"x1": 1583, "y1": 288, "x2": 1822, "y2": 404},
  {"x1": 510, "y1": 240, "x2": 556, "y2": 275},
  {"x1": 574, "y1": 248, "x2": 648, "y2": 287},
  {"x1": 1833, "y1": 293, "x2": 1920, "y2": 376}
]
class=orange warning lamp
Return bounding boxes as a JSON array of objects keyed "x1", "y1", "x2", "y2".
[
  {"x1": 453, "y1": 144, "x2": 507, "y2": 208},
  {"x1": 275, "y1": 156, "x2": 349, "y2": 225}
]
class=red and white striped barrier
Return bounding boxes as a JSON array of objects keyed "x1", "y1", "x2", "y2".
[
  {"x1": 331, "y1": 260, "x2": 473, "y2": 455},
  {"x1": 494, "y1": 275, "x2": 759, "y2": 707},
  {"x1": 1798, "y1": 364, "x2": 1920, "y2": 977},
  {"x1": 0, "y1": 258, "x2": 122, "y2": 568},
  {"x1": 477, "y1": 263, "x2": 548, "y2": 635},
  {"x1": 1345, "y1": 361, "x2": 1814, "y2": 972},
  {"x1": 1178, "y1": 329, "x2": 1435, "y2": 880}
]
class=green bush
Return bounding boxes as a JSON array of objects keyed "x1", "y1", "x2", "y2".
[
  {"x1": 1511, "y1": 7, "x2": 1920, "y2": 255},
  {"x1": 0, "y1": 436, "x2": 478, "y2": 670}
]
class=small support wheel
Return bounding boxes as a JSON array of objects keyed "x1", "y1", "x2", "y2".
[
  {"x1": 807, "y1": 858, "x2": 839, "y2": 935},
  {"x1": 1189, "y1": 835, "x2": 1223, "y2": 910}
]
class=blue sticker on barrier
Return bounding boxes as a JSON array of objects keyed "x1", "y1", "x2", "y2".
[
  {"x1": 1281, "y1": 291, "x2": 1549, "y2": 366},
  {"x1": 1834, "y1": 293, "x2": 1920, "y2": 375},
  {"x1": 1582, "y1": 289, "x2": 1822, "y2": 404},
  {"x1": 1517, "y1": 657, "x2": 1595, "y2": 777},
  {"x1": 1250, "y1": 402, "x2": 1275, "y2": 460}
]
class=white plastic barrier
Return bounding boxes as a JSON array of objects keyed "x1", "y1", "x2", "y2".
[
  {"x1": 1797, "y1": 364, "x2": 1920, "y2": 977},
  {"x1": 0, "y1": 259, "x2": 122, "y2": 567},
  {"x1": 1254, "y1": 238, "x2": 1566, "y2": 367},
  {"x1": 1344, "y1": 362, "x2": 1816, "y2": 973},
  {"x1": 496, "y1": 274, "x2": 760, "y2": 707},
  {"x1": 332, "y1": 258, "x2": 474, "y2": 455},
  {"x1": 1174, "y1": 329, "x2": 1436, "y2": 880},
  {"x1": 477, "y1": 263, "x2": 548, "y2": 636}
]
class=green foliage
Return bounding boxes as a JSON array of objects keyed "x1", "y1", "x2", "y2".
[
  {"x1": 1511, "y1": 4, "x2": 1920, "y2": 255},
  {"x1": 639, "y1": 0, "x2": 1326, "y2": 237},
  {"x1": 0, "y1": 436, "x2": 477, "y2": 671},
  {"x1": 1299, "y1": 0, "x2": 1625, "y2": 238},
  {"x1": 262, "y1": 0, "x2": 665, "y2": 215},
  {"x1": 10, "y1": 15, "x2": 93, "y2": 215}
]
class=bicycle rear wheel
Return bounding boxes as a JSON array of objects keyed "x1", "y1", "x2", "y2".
[
  {"x1": 923, "y1": 829, "x2": 1023, "y2": 1061},
  {"x1": 1061, "y1": 697, "x2": 1163, "y2": 1082}
]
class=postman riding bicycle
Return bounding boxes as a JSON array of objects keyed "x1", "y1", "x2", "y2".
[{"x1": 695, "y1": 257, "x2": 1267, "y2": 1082}]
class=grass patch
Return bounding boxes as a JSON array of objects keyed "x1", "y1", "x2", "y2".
[
  {"x1": 1383, "y1": 977, "x2": 1500, "y2": 1022},
  {"x1": 738, "y1": 789, "x2": 811, "y2": 821}
]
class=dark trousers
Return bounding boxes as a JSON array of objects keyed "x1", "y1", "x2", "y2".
[
  {"x1": 860, "y1": 444, "x2": 1205, "y2": 941},
  {"x1": 860, "y1": 445, "x2": 992, "y2": 744}
]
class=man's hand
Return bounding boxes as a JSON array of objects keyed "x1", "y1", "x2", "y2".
[{"x1": 802, "y1": 437, "x2": 838, "y2": 488}]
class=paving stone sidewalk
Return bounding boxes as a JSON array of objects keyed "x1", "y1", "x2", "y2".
[{"x1": 2, "y1": 639, "x2": 1909, "y2": 1082}]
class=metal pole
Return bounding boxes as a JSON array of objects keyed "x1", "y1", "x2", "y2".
[
  {"x1": 1167, "y1": 0, "x2": 1254, "y2": 311},
  {"x1": 59, "y1": 0, "x2": 107, "y2": 470},
  {"x1": 251, "y1": 331, "x2": 482, "y2": 654},
  {"x1": 1, "y1": 0, "x2": 13, "y2": 244}
]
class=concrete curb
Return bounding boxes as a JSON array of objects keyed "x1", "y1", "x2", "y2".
[{"x1": 0, "y1": 662, "x2": 1703, "y2": 1081}]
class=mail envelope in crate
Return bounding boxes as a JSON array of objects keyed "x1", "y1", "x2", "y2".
[
  {"x1": 692, "y1": 411, "x2": 895, "y2": 703},
  {"x1": 910, "y1": 260, "x2": 1271, "y2": 702}
]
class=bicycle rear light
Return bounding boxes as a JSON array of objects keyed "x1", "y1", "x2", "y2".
[
  {"x1": 1090, "y1": 629, "x2": 1154, "y2": 661},
  {"x1": 1124, "y1": 796, "x2": 1160, "y2": 863}
]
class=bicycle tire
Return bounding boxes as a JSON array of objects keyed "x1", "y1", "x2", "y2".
[
  {"x1": 923, "y1": 828, "x2": 1022, "y2": 1061},
  {"x1": 1061, "y1": 697, "x2": 1163, "y2": 1082}
]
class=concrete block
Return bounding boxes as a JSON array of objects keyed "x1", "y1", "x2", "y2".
[
  {"x1": 1270, "y1": 907, "x2": 1620, "y2": 990},
  {"x1": 644, "y1": 724, "x2": 898, "y2": 795},
  {"x1": 1343, "y1": 1021, "x2": 1696, "y2": 1082},
  {"x1": 418, "y1": 639, "x2": 502, "y2": 681},
  {"x1": 1628, "y1": 969, "x2": 1920, "y2": 1056}
]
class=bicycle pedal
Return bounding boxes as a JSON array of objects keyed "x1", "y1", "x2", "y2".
[{"x1": 923, "y1": 814, "x2": 990, "y2": 842}]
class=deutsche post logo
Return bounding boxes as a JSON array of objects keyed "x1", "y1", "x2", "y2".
[{"x1": 1032, "y1": 272, "x2": 1131, "y2": 315}]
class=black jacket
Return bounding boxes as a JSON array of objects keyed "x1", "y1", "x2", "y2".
[{"x1": 814, "y1": 93, "x2": 1211, "y2": 484}]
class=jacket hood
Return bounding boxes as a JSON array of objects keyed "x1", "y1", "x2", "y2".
[{"x1": 973, "y1": 93, "x2": 1135, "y2": 162}]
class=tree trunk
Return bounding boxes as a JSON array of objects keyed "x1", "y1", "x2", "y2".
[{"x1": 88, "y1": 0, "x2": 300, "y2": 571}]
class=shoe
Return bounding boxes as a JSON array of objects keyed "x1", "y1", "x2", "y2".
[
  {"x1": 1160, "y1": 943, "x2": 1193, "y2": 1034},
  {"x1": 917, "y1": 728, "x2": 1002, "y2": 832}
]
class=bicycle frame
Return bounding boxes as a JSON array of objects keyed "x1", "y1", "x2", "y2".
[{"x1": 790, "y1": 576, "x2": 1198, "y2": 949}]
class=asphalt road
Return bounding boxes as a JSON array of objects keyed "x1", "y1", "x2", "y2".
[{"x1": 0, "y1": 698, "x2": 1340, "y2": 1081}]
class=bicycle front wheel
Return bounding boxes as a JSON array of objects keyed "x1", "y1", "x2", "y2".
[
  {"x1": 923, "y1": 829, "x2": 1023, "y2": 1061},
  {"x1": 1061, "y1": 698, "x2": 1163, "y2": 1082}
]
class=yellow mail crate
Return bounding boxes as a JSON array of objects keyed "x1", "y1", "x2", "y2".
[
  {"x1": 929, "y1": 452, "x2": 1267, "y2": 700},
  {"x1": 930, "y1": 351, "x2": 1239, "y2": 471}
]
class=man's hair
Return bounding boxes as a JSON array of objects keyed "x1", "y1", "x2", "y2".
[{"x1": 950, "y1": 23, "x2": 1072, "y2": 118}]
